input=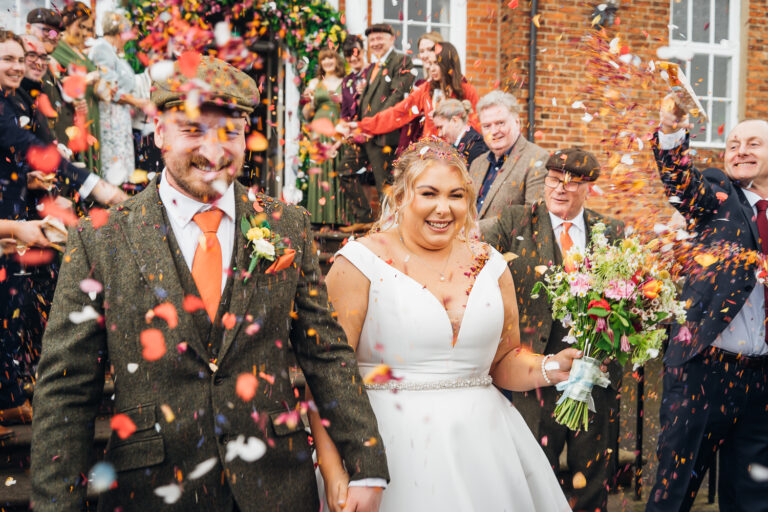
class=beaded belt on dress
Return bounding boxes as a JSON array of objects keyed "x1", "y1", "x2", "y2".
[{"x1": 364, "y1": 375, "x2": 493, "y2": 391}]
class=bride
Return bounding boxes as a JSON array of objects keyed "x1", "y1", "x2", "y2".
[{"x1": 309, "y1": 138, "x2": 577, "y2": 511}]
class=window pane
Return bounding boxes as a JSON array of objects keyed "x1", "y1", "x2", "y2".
[
  {"x1": 388, "y1": 22, "x2": 405, "y2": 52},
  {"x1": 711, "y1": 101, "x2": 729, "y2": 144},
  {"x1": 384, "y1": 0, "x2": 403, "y2": 21},
  {"x1": 691, "y1": 99, "x2": 710, "y2": 142},
  {"x1": 407, "y1": 24, "x2": 427, "y2": 55},
  {"x1": 713, "y1": 56, "x2": 731, "y2": 97},
  {"x1": 432, "y1": 0, "x2": 450, "y2": 23},
  {"x1": 690, "y1": 53, "x2": 709, "y2": 96},
  {"x1": 409, "y1": 0, "x2": 429, "y2": 22},
  {"x1": 671, "y1": 0, "x2": 688, "y2": 40},
  {"x1": 715, "y1": 0, "x2": 730, "y2": 43},
  {"x1": 692, "y1": 0, "x2": 711, "y2": 43}
]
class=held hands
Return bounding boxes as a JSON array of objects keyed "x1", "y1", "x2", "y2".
[
  {"x1": 27, "y1": 171, "x2": 56, "y2": 191},
  {"x1": 659, "y1": 92, "x2": 693, "y2": 134},
  {"x1": 344, "y1": 486, "x2": 383, "y2": 512},
  {"x1": 323, "y1": 470, "x2": 350, "y2": 512},
  {"x1": 11, "y1": 220, "x2": 51, "y2": 249}
]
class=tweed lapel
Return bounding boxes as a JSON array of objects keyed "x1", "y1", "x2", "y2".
[
  {"x1": 470, "y1": 150, "x2": 490, "y2": 192},
  {"x1": 532, "y1": 201, "x2": 558, "y2": 265},
  {"x1": 217, "y1": 184, "x2": 289, "y2": 362},
  {"x1": 361, "y1": 51, "x2": 394, "y2": 114},
  {"x1": 479, "y1": 137, "x2": 529, "y2": 218},
  {"x1": 116, "y1": 180, "x2": 210, "y2": 361}
]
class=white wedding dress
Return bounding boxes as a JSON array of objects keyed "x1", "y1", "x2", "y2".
[{"x1": 334, "y1": 240, "x2": 570, "y2": 511}]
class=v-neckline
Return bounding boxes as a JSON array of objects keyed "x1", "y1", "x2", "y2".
[{"x1": 353, "y1": 241, "x2": 492, "y2": 346}]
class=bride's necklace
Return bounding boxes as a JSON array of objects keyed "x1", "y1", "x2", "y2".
[{"x1": 398, "y1": 230, "x2": 454, "y2": 282}]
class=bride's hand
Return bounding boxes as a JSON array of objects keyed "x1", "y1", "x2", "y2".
[
  {"x1": 324, "y1": 470, "x2": 350, "y2": 512},
  {"x1": 546, "y1": 349, "x2": 610, "y2": 385}
]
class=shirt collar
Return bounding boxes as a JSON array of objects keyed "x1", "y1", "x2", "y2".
[
  {"x1": 454, "y1": 126, "x2": 470, "y2": 147},
  {"x1": 371, "y1": 47, "x2": 394, "y2": 65},
  {"x1": 487, "y1": 143, "x2": 515, "y2": 167},
  {"x1": 548, "y1": 209, "x2": 586, "y2": 233},
  {"x1": 742, "y1": 187, "x2": 763, "y2": 208},
  {"x1": 158, "y1": 169, "x2": 236, "y2": 227}
]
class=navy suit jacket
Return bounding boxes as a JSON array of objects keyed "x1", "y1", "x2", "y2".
[{"x1": 654, "y1": 132, "x2": 761, "y2": 366}]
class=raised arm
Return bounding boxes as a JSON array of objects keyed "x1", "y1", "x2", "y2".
[{"x1": 357, "y1": 83, "x2": 422, "y2": 136}]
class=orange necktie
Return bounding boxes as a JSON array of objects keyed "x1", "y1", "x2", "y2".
[
  {"x1": 369, "y1": 62, "x2": 380, "y2": 83},
  {"x1": 192, "y1": 209, "x2": 224, "y2": 321},
  {"x1": 560, "y1": 221, "x2": 574, "y2": 255}
]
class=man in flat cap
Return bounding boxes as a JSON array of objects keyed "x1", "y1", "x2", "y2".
[
  {"x1": 338, "y1": 23, "x2": 414, "y2": 232},
  {"x1": 31, "y1": 56, "x2": 389, "y2": 511},
  {"x1": 480, "y1": 148, "x2": 623, "y2": 512},
  {"x1": 26, "y1": 8, "x2": 62, "y2": 55}
]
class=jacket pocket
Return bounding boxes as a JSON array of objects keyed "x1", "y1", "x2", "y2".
[{"x1": 105, "y1": 403, "x2": 165, "y2": 472}]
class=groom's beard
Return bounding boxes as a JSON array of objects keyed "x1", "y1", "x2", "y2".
[{"x1": 164, "y1": 152, "x2": 243, "y2": 202}]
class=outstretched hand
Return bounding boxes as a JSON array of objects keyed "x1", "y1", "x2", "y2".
[{"x1": 659, "y1": 93, "x2": 693, "y2": 134}]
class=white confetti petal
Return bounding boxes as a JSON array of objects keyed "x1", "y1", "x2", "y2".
[
  {"x1": 69, "y1": 305, "x2": 100, "y2": 324},
  {"x1": 225, "y1": 435, "x2": 267, "y2": 463},
  {"x1": 620, "y1": 154, "x2": 634, "y2": 165},
  {"x1": 571, "y1": 101, "x2": 585, "y2": 109},
  {"x1": 411, "y1": 105, "x2": 420, "y2": 115},
  {"x1": 582, "y1": 113, "x2": 594, "y2": 123},
  {"x1": 127, "y1": 363, "x2": 139, "y2": 373},
  {"x1": 154, "y1": 483, "x2": 182, "y2": 504},
  {"x1": 214, "y1": 22, "x2": 231, "y2": 47},
  {"x1": 189, "y1": 457, "x2": 219, "y2": 479},
  {"x1": 750, "y1": 463, "x2": 768, "y2": 482},
  {"x1": 88, "y1": 462, "x2": 116, "y2": 493},
  {"x1": 149, "y1": 60, "x2": 174, "y2": 82}
]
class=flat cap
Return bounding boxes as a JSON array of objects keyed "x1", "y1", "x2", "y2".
[
  {"x1": 151, "y1": 55, "x2": 259, "y2": 114},
  {"x1": 545, "y1": 148, "x2": 601, "y2": 181},
  {"x1": 27, "y1": 8, "x2": 62, "y2": 30},
  {"x1": 365, "y1": 23, "x2": 394, "y2": 36}
]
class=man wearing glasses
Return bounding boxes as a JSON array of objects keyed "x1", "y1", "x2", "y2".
[
  {"x1": 480, "y1": 148, "x2": 624, "y2": 512},
  {"x1": 26, "y1": 8, "x2": 61, "y2": 55}
]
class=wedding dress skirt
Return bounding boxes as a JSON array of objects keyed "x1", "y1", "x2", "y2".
[{"x1": 331, "y1": 241, "x2": 570, "y2": 511}]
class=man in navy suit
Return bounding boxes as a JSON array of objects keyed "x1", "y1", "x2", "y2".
[{"x1": 646, "y1": 95, "x2": 768, "y2": 512}]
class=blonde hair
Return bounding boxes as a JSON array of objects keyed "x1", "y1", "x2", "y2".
[
  {"x1": 433, "y1": 98, "x2": 472, "y2": 123},
  {"x1": 417, "y1": 31, "x2": 444, "y2": 47},
  {"x1": 373, "y1": 137, "x2": 477, "y2": 238}
]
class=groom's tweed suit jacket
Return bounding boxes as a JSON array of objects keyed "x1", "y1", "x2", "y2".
[{"x1": 31, "y1": 179, "x2": 388, "y2": 511}]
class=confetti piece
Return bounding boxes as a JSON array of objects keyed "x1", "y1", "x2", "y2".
[
  {"x1": 502, "y1": 252, "x2": 518, "y2": 262},
  {"x1": 35, "y1": 93, "x2": 57, "y2": 118},
  {"x1": 224, "y1": 435, "x2": 267, "y2": 462},
  {"x1": 61, "y1": 74, "x2": 87, "y2": 99},
  {"x1": 310, "y1": 117, "x2": 336, "y2": 137},
  {"x1": 110, "y1": 413, "x2": 136, "y2": 440},
  {"x1": 236, "y1": 373, "x2": 258, "y2": 401},
  {"x1": 258, "y1": 371, "x2": 275, "y2": 385},
  {"x1": 160, "y1": 404, "x2": 175, "y2": 423},
  {"x1": 89, "y1": 208, "x2": 109, "y2": 229},
  {"x1": 69, "y1": 305, "x2": 100, "y2": 324},
  {"x1": 274, "y1": 410, "x2": 300, "y2": 429},
  {"x1": 88, "y1": 462, "x2": 116, "y2": 493},
  {"x1": 178, "y1": 50, "x2": 202, "y2": 78},
  {"x1": 694, "y1": 253, "x2": 718, "y2": 267},
  {"x1": 4, "y1": 477, "x2": 16, "y2": 487},
  {"x1": 153, "y1": 303, "x2": 179, "y2": 329},
  {"x1": 245, "y1": 322, "x2": 261, "y2": 335},
  {"x1": 507, "y1": 0, "x2": 518, "y2": 8},
  {"x1": 154, "y1": 483, "x2": 182, "y2": 504},
  {"x1": 127, "y1": 363, "x2": 138, "y2": 373},
  {"x1": 79, "y1": 278, "x2": 103, "y2": 294},
  {"x1": 38, "y1": 196, "x2": 79, "y2": 226},
  {"x1": 363, "y1": 437, "x2": 378, "y2": 447},
  {"x1": 27, "y1": 144, "x2": 60, "y2": 173},
  {"x1": 222, "y1": 312, "x2": 236, "y2": 330},
  {"x1": 532, "y1": 14, "x2": 542, "y2": 28},
  {"x1": 749, "y1": 463, "x2": 768, "y2": 482},
  {"x1": 363, "y1": 364, "x2": 398, "y2": 384},
  {"x1": 716, "y1": 192, "x2": 728, "y2": 202},
  {"x1": 140, "y1": 328, "x2": 166, "y2": 361},
  {"x1": 246, "y1": 132, "x2": 269, "y2": 151},
  {"x1": 0, "y1": 268, "x2": 6, "y2": 282},
  {"x1": 534, "y1": 265, "x2": 548, "y2": 275},
  {"x1": 183, "y1": 295, "x2": 205, "y2": 313},
  {"x1": 572, "y1": 472, "x2": 587, "y2": 489}
]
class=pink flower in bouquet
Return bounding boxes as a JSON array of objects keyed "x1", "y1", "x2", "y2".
[
  {"x1": 604, "y1": 279, "x2": 636, "y2": 300},
  {"x1": 595, "y1": 317, "x2": 607, "y2": 332},
  {"x1": 620, "y1": 333, "x2": 631, "y2": 352},
  {"x1": 569, "y1": 273, "x2": 593, "y2": 295}
]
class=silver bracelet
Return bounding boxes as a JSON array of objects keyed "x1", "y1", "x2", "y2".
[{"x1": 541, "y1": 354, "x2": 554, "y2": 385}]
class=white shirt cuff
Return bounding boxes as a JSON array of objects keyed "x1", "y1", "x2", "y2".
[
  {"x1": 78, "y1": 173, "x2": 101, "y2": 199},
  {"x1": 348, "y1": 478, "x2": 387, "y2": 489},
  {"x1": 658, "y1": 129, "x2": 686, "y2": 150}
]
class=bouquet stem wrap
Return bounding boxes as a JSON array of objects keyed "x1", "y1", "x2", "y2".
[{"x1": 553, "y1": 356, "x2": 610, "y2": 431}]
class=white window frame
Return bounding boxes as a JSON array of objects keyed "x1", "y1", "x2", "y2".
[
  {"x1": 2, "y1": 0, "x2": 51, "y2": 34},
  {"x1": 371, "y1": 0, "x2": 466, "y2": 73},
  {"x1": 668, "y1": 0, "x2": 740, "y2": 149}
]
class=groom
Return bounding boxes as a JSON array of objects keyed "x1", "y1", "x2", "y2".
[{"x1": 31, "y1": 57, "x2": 389, "y2": 511}]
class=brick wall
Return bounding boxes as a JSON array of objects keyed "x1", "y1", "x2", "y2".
[{"x1": 464, "y1": 1, "x2": 502, "y2": 95}]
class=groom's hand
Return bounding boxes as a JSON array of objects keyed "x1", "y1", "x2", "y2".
[{"x1": 343, "y1": 486, "x2": 383, "y2": 512}]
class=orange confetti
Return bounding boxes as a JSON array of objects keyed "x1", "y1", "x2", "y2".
[
  {"x1": 153, "y1": 303, "x2": 178, "y2": 329},
  {"x1": 38, "y1": 197, "x2": 78, "y2": 226},
  {"x1": 35, "y1": 93, "x2": 57, "y2": 118},
  {"x1": 140, "y1": 328, "x2": 166, "y2": 361},
  {"x1": 507, "y1": 0, "x2": 518, "y2": 8},
  {"x1": 715, "y1": 192, "x2": 728, "y2": 202},
  {"x1": 694, "y1": 253, "x2": 718, "y2": 268},
  {"x1": 309, "y1": 118, "x2": 336, "y2": 137},
  {"x1": 27, "y1": 144, "x2": 60, "y2": 173},
  {"x1": 222, "y1": 312, "x2": 236, "y2": 330},
  {"x1": 182, "y1": 295, "x2": 205, "y2": 313},
  {"x1": 61, "y1": 74, "x2": 86, "y2": 99},
  {"x1": 236, "y1": 373, "x2": 258, "y2": 401},
  {"x1": 572, "y1": 472, "x2": 587, "y2": 489},
  {"x1": 89, "y1": 208, "x2": 109, "y2": 229},
  {"x1": 15, "y1": 249, "x2": 56, "y2": 267},
  {"x1": 0, "y1": 268, "x2": 5, "y2": 282},
  {"x1": 178, "y1": 50, "x2": 201, "y2": 78},
  {"x1": 246, "y1": 132, "x2": 268, "y2": 152},
  {"x1": 258, "y1": 371, "x2": 275, "y2": 385},
  {"x1": 110, "y1": 413, "x2": 136, "y2": 440}
]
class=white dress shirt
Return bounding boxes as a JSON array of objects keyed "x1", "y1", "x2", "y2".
[
  {"x1": 370, "y1": 46, "x2": 394, "y2": 65},
  {"x1": 549, "y1": 209, "x2": 587, "y2": 254},
  {"x1": 157, "y1": 170, "x2": 235, "y2": 292},
  {"x1": 657, "y1": 129, "x2": 768, "y2": 356}
]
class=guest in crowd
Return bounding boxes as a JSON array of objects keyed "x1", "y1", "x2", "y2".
[
  {"x1": 470, "y1": 90, "x2": 549, "y2": 220},
  {"x1": 343, "y1": 42, "x2": 479, "y2": 150},
  {"x1": 480, "y1": 148, "x2": 624, "y2": 512},
  {"x1": 394, "y1": 31, "x2": 445, "y2": 155},
  {"x1": 340, "y1": 35, "x2": 367, "y2": 122},
  {"x1": 89, "y1": 11, "x2": 148, "y2": 186},
  {"x1": 432, "y1": 98, "x2": 487, "y2": 167},
  {"x1": 337, "y1": 23, "x2": 413, "y2": 233},
  {"x1": 50, "y1": 2, "x2": 103, "y2": 174},
  {"x1": 301, "y1": 47, "x2": 348, "y2": 226},
  {"x1": 645, "y1": 95, "x2": 768, "y2": 512},
  {"x1": 0, "y1": 30, "x2": 124, "y2": 439}
]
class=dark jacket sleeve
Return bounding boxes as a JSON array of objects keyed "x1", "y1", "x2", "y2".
[
  {"x1": 0, "y1": 96, "x2": 91, "y2": 187},
  {"x1": 652, "y1": 130, "x2": 721, "y2": 220},
  {"x1": 461, "y1": 128, "x2": 489, "y2": 168},
  {"x1": 289, "y1": 211, "x2": 389, "y2": 482}
]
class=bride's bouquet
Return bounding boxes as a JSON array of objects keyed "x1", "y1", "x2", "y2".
[{"x1": 531, "y1": 223, "x2": 687, "y2": 431}]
